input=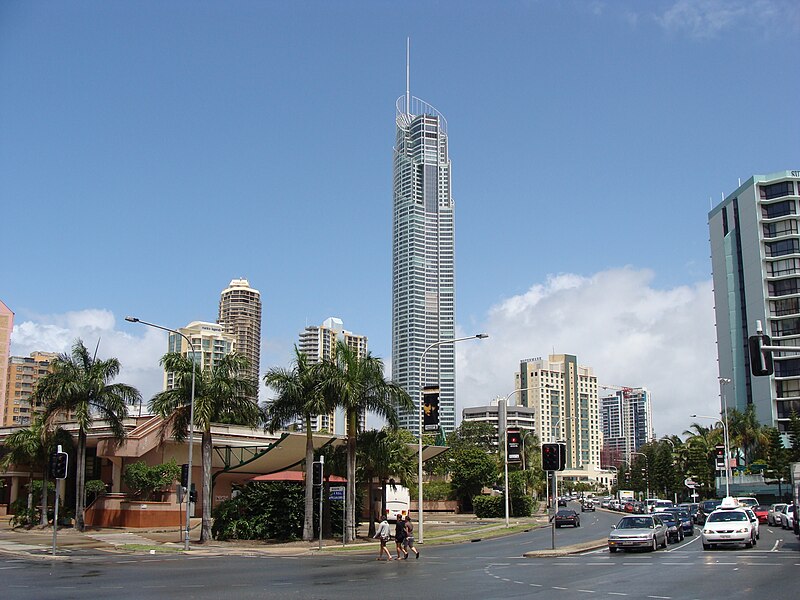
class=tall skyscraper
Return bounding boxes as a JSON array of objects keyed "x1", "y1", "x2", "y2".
[
  {"x1": 392, "y1": 89, "x2": 456, "y2": 436},
  {"x1": 516, "y1": 354, "x2": 602, "y2": 470},
  {"x1": 298, "y1": 317, "x2": 367, "y2": 434},
  {"x1": 218, "y1": 278, "x2": 262, "y2": 402},
  {"x1": 599, "y1": 387, "x2": 653, "y2": 467},
  {"x1": 3, "y1": 352, "x2": 58, "y2": 426},
  {"x1": 164, "y1": 321, "x2": 235, "y2": 391},
  {"x1": 709, "y1": 171, "x2": 800, "y2": 434},
  {"x1": 0, "y1": 300, "x2": 13, "y2": 425}
]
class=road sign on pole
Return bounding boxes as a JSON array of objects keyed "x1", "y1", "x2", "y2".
[{"x1": 329, "y1": 486, "x2": 345, "y2": 501}]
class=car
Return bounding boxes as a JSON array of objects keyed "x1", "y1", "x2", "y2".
[
  {"x1": 557, "y1": 497, "x2": 568, "y2": 507},
  {"x1": 735, "y1": 496, "x2": 758, "y2": 509},
  {"x1": 768, "y1": 503, "x2": 786, "y2": 526},
  {"x1": 701, "y1": 502, "x2": 756, "y2": 550},
  {"x1": 778, "y1": 504, "x2": 796, "y2": 530},
  {"x1": 664, "y1": 508, "x2": 694, "y2": 536},
  {"x1": 582, "y1": 500, "x2": 596, "y2": 512},
  {"x1": 678, "y1": 502, "x2": 700, "y2": 522},
  {"x1": 753, "y1": 505, "x2": 769, "y2": 524},
  {"x1": 607, "y1": 515, "x2": 668, "y2": 553},
  {"x1": 654, "y1": 511, "x2": 684, "y2": 543},
  {"x1": 744, "y1": 508, "x2": 760, "y2": 539},
  {"x1": 555, "y1": 509, "x2": 580, "y2": 528},
  {"x1": 696, "y1": 499, "x2": 722, "y2": 524}
]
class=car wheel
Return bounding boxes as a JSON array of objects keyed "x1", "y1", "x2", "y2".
[
  {"x1": 609, "y1": 546, "x2": 617, "y2": 553},
  {"x1": 651, "y1": 537, "x2": 658, "y2": 552},
  {"x1": 703, "y1": 543, "x2": 711, "y2": 550},
  {"x1": 744, "y1": 539, "x2": 753, "y2": 549},
  {"x1": 661, "y1": 536, "x2": 667, "y2": 549}
]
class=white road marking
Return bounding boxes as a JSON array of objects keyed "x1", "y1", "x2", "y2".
[
  {"x1": 770, "y1": 540, "x2": 781, "y2": 551},
  {"x1": 553, "y1": 586, "x2": 568, "y2": 590},
  {"x1": 607, "y1": 593, "x2": 628, "y2": 596},
  {"x1": 577, "y1": 590, "x2": 596, "y2": 593}
]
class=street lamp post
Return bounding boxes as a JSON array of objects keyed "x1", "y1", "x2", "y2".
[
  {"x1": 691, "y1": 413, "x2": 731, "y2": 497},
  {"x1": 631, "y1": 451, "x2": 649, "y2": 501},
  {"x1": 417, "y1": 333, "x2": 487, "y2": 544},
  {"x1": 126, "y1": 316, "x2": 197, "y2": 551},
  {"x1": 501, "y1": 387, "x2": 531, "y2": 527}
]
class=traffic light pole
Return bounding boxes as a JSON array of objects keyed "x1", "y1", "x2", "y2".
[
  {"x1": 52, "y1": 481, "x2": 60, "y2": 556},
  {"x1": 551, "y1": 470, "x2": 557, "y2": 550}
]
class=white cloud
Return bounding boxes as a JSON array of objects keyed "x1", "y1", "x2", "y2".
[
  {"x1": 654, "y1": 0, "x2": 792, "y2": 38},
  {"x1": 456, "y1": 267, "x2": 719, "y2": 438},
  {"x1": 11, "y1": 310, "x2": 166, "y2": 413}
]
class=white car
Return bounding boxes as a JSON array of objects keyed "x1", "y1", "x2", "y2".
[
  {"x1": 768, "y1": 503, "x2": 786, "y2": 526},
  {"x1": 779, "y1": 504, "x2": 796, "y2": 530},
  {"x1": 744, "y1": 508, "x2": 760, "y2": 539},
  {"x1": 702, "y1": 503, "x2": 756, "y2": 550}
]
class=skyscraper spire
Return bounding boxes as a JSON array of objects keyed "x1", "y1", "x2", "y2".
[{"x1": 406, "y1": 37, "x2": 410, "y2": 115}]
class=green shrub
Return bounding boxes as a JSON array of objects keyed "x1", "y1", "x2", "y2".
[
  {"x1": 511, "y1": 494, "x2": 533, "y2": 517},
  {"x1": 472, "y1": 494, "x2": 503, "y2": 518},
  {"x1": 123, "y1": 459, "x2": 180, "y2": 500},
  {"x1": 212, "y1": 482, "x2": 304, "y2": 541}
]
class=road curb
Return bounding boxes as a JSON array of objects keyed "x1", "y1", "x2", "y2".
[{"x1": 523, "y1": 538, "x2": 607, "y2": 557}]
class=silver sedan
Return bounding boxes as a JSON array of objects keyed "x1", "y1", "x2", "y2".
[{"x1": 608, "y1": 515, "x2": 668, "y2": 553}]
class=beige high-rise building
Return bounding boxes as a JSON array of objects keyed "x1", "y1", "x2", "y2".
[
  {"x1": 164, "y1": 321, "x2": 236, "y2": 392},
  {"x1": 0, "y1": 300, "x2": 12, "y2": 424},
  {"x1": 218, "y1": 279, "x2": 261, "y2": 402},
  {"x1": 3, "y1": 352, "x2": 58, "y2": 426},
  {"x1": 515, "y1": 354, "x2": 602, "y2": 470},
  {"x1": 297, "y1": 317, "x2": 367, "y2": 434}
]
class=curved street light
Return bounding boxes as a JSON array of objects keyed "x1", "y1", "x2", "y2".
[
  {"x1": 417, "y1": 333, "x2": 487, "y2": 543},
  {"x1": 126, "y1": 316, "x2": 197, "y2": 551}
]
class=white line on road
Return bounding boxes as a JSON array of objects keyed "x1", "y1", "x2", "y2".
[
  {"x1": 553, "y1": 586, "x2": 568, "y2": 590},
  {"x1": 770, "y1": 540, "x2": 781, "y2": 551},
  {"x1": 646, "y1": 596, "x2": 671, "y2": 599},
  {"x1": 577, "y1": 590, "x2": 597, "y2": 593},
  {"x1": 607, "y1": 593, "x2": 627, "y2": 596}
]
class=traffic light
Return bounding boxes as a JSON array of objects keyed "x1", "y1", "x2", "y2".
[
  {"x1": 48, "y1": 451, "x2": 68, "y2": 480},
  {"x1": 714, "y1": 444, "x2": 726, "y2": 470},
  {"x1": 506, "y1": 428, "x2": 521, "y2": 463},
  {"x1": 180, "y1": 463, "x2": 189, "y2": 488},
  {"x1": 748, "y1": 333, "x2": 774, "y2": 376},
  {"x1": 542, "y1": 443, "x2": 560, "y2": 471},
  {"x1": 312, "y1": 461, "x2": 323, "y2": 486},
  {"x1": 188, "y1": 484, "x2": 197, "y2": 504}
]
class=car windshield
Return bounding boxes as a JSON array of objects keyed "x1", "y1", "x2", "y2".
[
  {"x1": 617, "y1": 517, "x2": 653, "y2": 529},
  {"x1": 755, "y1": 506, "x2": 769, "y2": 511},
  {"x1": 707, "y1": 511, "x2": 747, "y2": 522},
  {"x1": 556, "y1": 510, "x2": 575, "y2": 517},
  {"x1": 702, "y1": 501, "x2": 721, "y2": 511},
  {"x1": 655, "y1": 513, "x2": 677, "y2": 525}
]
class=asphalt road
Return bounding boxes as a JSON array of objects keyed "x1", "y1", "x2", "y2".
[{"x1": 3, "y1": 507, "x2": 798, "y2": 600}]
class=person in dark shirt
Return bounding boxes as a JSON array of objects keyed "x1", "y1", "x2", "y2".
[{"x1": 394, "y1": 514, "x2": 408, "y2": 559}]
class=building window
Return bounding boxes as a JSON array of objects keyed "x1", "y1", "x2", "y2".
[
  {"x1": 769, "y1": 278, "x2": 800, "y2": 297},
  {"x1": 766, "y1": 238, "x2": 800, "y2": 257},
  {"x1": 762, "y1": 200, "x2": 796, "y2": 219},
  {"x1": 760, "y1": 181, "x2": 794, "y2": 200},
  {"x1": 764, "y1": 220, "x2": 799, "y2": 238}
]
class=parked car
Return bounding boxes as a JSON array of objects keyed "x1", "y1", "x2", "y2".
[
  {"x1": 778, "y1": 504, "x2": 796, "y2": 530},
  {"x1": 664, "y1": 508, "x2": 694, "y2": 536},
  {"x1": 768, "y1": 503, "x2": 786, "y2": 526},
  {"x1": 654, "y1": 512, "x2": 684, "y2": 543},
  {"x1": 753, "y1": 505, "x2": 769, "y2": 524},
  {"x1": 607, "y1": 515, "x2": 668, "y2": 553},
  {"x1": 701, "y1": 500, "x2": 756, "y2": 550},
  {"x1": 555, "y1": 509, "x2": 580, "y2": 528}
]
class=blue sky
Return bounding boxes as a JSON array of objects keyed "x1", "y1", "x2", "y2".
[{"x1": 2, "y1": 1, "x2": 799, "y2": 436}]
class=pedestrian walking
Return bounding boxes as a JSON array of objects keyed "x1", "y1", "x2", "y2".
[
  {"x1": 403, "y1": 515, "x2": 419, "y2": 559},
  {"x1": 394, "y1": 513, "x2": 409, "y2": 559},
  {"x1": 374, "y1": 514, "x2": 393, "y2": 560}
]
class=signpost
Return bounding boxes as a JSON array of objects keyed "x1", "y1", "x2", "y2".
[{"x1": 329, "y1": 485, "x2": 346, "y2": 546}]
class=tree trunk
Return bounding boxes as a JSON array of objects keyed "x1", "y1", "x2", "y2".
[
  {"x1": 200, "y1": 430, "x2": 212, "y2": 543},
  {"x1": 303, "y1": 418, "x2": 314, "y2": 541},
  {"x1": 345, "y1": 410, "x2": 357, "y2": 543},
  {"x1": 367, "y1": 475, "x2": 376, "y2": 538},
  {"x1": 40, "y1": 470, "x2": 49, "y2": 526},
  {"x1": 75, "y1": 431, "x2": 86, "y2": 532}
]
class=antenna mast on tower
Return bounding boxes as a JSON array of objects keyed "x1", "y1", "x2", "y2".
[{"x1": 406, "y1": 37, "x2": 410, "y2": 115}]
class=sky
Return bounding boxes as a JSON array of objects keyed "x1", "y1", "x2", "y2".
[{"x1": 2, "y1": 0, "x2": 799, "y2": 438}]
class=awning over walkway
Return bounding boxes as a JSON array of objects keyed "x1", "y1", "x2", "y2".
[
  {"x1": 212, "y1": 432, "x2": 345, "y2": 476},
  {"x1": 248, "y1": 472, "x2": 347, "y2": 482}
]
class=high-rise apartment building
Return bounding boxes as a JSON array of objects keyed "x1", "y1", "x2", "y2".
[
  {"x1": 297, "y1": 317, "x2": 367, "y2": 434},
  {"x1": 599, "y1": 387, "x2": 653, "y2": 467},
  {"x1": 709, "y1": 171, "x2": 800, "y2": 433},
  {"x1": 515, "y1": 354, "x2": 602, "y2": 469},
  {"x1": 218, "y1": 278, "x2": 261, "y2": 402},
  {"x1": 462, "y1": 401, "x2": 537, "y2": 450},
  {"x1": 165, "y1": 321, "x2": 236, "y2": 391},
  {"x1": 392, "y1": 91, "x2": 456, "y2": 436},
  {"x1": 0, "y1": 300, "x2": 12, "y2": 424},
  {"x1": 3, "y1": 352, "x2": 58, "y2": 426}
]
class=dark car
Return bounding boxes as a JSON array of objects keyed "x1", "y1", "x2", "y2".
[
  {"x1": 678, "y1": 502, "x2": 700, "y2": 522},
  {"x1": 554, "y1": 509, "x2": 580, "y2": 528},
  {"x1": 696, "y1": 499, "x2": 722, "y2": 525},
  {"x1": 558, "y1": 497, "x2": 568, "y2": 507},
  {"x1": 664, "y1": 508, "x2": 694, "y2": 536},
  {"x1": 654, "y1": 512, "x2": 684, "y2": 543}
]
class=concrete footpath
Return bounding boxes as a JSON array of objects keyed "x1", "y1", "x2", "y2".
[{"x1": 0, "y1": 513, "x2": 605, "y2": 559}]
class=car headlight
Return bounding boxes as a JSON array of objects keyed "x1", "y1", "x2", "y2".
[
  {"x1": 702, "y1": 529, "x2": 711, "y2": 534},
  {"x1": 736, "y1": 527, "x2": 749, "y2": 533}
]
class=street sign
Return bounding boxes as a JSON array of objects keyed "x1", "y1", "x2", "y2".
[
  {"x1": 329, "y1": 486, "x2": 345, "y2": 501},
  {"x1": 684, "y1": 478, "x2": 697, "y2": 488}
]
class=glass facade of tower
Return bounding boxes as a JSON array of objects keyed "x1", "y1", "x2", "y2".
[{"x1": 392, "y1": 96, "x2": 455, "y2": 435}]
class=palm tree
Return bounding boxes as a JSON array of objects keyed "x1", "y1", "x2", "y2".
[
  {"x1": 150, "y1": 352, "x2": 259, "y2": 543},
  {"x1": 0, "y1": 422, "x2": 43, "y2": 520},
  {"x1": 726, "y1": 405, "x2": 769, "y2": 465},
  {"x1": 683, "y1": 422, "x2": 721, "y2": 495},
  {"x1": 36, "y1": 339, "x2": 139, "y2": 531},
  {"x1": 263, "y1": 347, "x2": 334, "y2": 542},
  {"x1": 319, "y1": 341, "x2": 413, "y2": 542},
  {"x1": 357, "y1": 428, "x2": 416, "y2": 537}
]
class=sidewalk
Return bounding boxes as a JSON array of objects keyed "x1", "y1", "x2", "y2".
[{"x1": 0, "y1": 512, "x2": 555, "y2": 559}]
